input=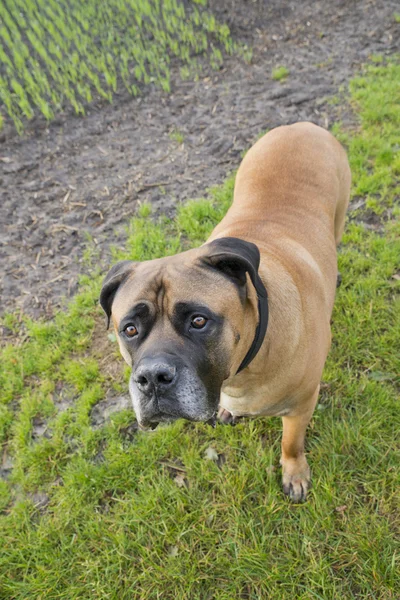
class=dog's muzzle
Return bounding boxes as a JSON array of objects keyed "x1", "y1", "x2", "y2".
[
  {"x1": 131, "y1": 353, "x2": 182, "y2": 428},
  {"x1": 130, "y1": 353, "x2": 216, "y2": 429}
]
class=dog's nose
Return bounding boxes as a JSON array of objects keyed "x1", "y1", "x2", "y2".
[{"x1": 133, "y1": 357, "x2": 177, "y2": 394}]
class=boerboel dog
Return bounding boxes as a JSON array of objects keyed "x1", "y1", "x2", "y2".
[{"x1": 100, "y1": 122, "x2": 351, "y2": 502}]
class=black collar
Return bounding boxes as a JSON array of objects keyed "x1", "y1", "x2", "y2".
[{"x1": 236, "y1": 277, "x2": 269, "y2": 373}]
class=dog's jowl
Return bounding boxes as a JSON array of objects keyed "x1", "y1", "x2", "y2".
[{"x1": 100, "y1": 122, "x2": 351, "y2": 503}]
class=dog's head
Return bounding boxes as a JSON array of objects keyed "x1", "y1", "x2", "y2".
[{"x1": 100, "y1": 237, "x2": 264, "y2": 429}]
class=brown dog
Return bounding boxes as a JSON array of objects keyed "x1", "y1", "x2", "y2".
[{"x1": 100, "y1": 122, "x2": 351, "y2": 502}]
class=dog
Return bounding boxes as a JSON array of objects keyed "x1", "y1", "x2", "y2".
[{"x1": 100, "y1": 122, "x2": 351, "y2": 502}]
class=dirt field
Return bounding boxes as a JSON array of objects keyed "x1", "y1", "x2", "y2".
[{"x1": 1, "y1": 0, "x2": 399, "y2": 318}]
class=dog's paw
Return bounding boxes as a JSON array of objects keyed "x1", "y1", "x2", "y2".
[
  {"x1": 281, "y1": 458, "x2": 311, "y2": 503},
  {"x1": 217, "y1": 407, "x2": 242, "y2": 425}
]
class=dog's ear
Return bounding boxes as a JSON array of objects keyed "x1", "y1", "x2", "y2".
[
  {"x1": 100, "y1": 260, "x2": 136, "y2": 328},
  {"x1": 202, "y1": 237, "x2": 266, "y2": 297}
]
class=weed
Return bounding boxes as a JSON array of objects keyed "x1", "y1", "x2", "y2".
[
  {"x1": 169, "y1": 128, "x2": 185, "y2": 144},
  {"x1": 271, "y1": 65, "x2": 289, "y2": 81}
]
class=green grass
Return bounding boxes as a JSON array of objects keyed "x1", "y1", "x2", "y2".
[
  {"x1": 0, "y1": 0, "x2": 239, "y2": 132},
  {"x1": 271, "y1": 65, "x2": 289, "y2": 81},
  {"x1": 332, "y1": 60, "x2": 400, "y2": 220},
  {"x1": 0, "y1": 59, "x2": 399, "y2": 599}
]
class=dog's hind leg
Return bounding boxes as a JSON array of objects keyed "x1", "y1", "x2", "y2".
[{"x1": 280, "y1": 386, "x2": 319, "y2": 503}]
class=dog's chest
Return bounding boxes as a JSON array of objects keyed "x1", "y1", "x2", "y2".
[{"x1": 219, "y1": 388, "x2": 292, "y2": 418}]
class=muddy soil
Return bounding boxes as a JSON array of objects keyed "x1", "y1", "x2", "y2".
[{"x1": 1, "y1": 0, "x2": 399, "y2": 319}]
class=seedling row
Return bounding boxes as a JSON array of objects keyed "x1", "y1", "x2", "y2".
[{"x1": 0, "y1": 0, "x2": 238, "y2": 132}]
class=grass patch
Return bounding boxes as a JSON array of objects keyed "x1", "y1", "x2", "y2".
[
  {"x1": 0, "y1": 60, "x2": 399, "y2": 598},
  {"x1": 271, "y1": 65, "x2": 289, "y2": 81},
  {"x1": 332, "y1": 60, "x2": 400, "y2": 221},
  {"x1": 0, "y1": 0, "x2": 241, "y2": 132}
]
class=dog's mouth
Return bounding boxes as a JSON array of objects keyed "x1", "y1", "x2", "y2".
[
  {"x1": 138, "y1": 411, "x2": 217, "y2": 432},
  {"x1": 137, "y1": 413, "x2": 172, "y2": 431}
]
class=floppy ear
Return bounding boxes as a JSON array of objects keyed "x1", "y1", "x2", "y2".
[
  {"x1": 202, "y1": 237, "x2": 266, "y2": 298},
  {"x1": 99, "y1": 260, "x2": 136, "y2": 328},
  {"x1": 203, "y1": 237, "x2": 269, "y2": 374}
]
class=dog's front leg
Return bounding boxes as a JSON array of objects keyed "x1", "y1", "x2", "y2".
[{"x1": 280, "y1": 386, "x2": 319, "y2": 503}]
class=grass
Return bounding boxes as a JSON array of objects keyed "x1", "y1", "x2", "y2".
[
  {"x1": 271, "y1": 65, "x2": 289, "y2": 81},
  {"x1": 0, "y1": 59, "x2": 399, "y2": 598},
  {"x1": 0, "y1": 0, "x2": 240, "y2": 133}
]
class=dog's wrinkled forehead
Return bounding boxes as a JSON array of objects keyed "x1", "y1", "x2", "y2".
[
  {"x1": 100, "y1": 238, "x2": 263, "y2": 332},
  {"x1": 111, "y1": 251, "x2": 240, "y2": 326}
]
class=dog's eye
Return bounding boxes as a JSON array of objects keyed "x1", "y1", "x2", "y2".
[
  {"x1": 124, "y1": 324, "x2": 138, "y2": 338},
  {"x1": 191, "y1": 315, "x2": 208, "y2": 329}
]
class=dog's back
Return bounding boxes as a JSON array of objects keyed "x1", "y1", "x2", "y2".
[
  {"x1": 209, "y1": 122, "x2": 351, "y2": 314},
  {"x1": 211, "y1": 122, "x2": 350, "y2": 242}
]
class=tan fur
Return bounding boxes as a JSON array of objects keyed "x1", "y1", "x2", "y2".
[{"x1": 109, "y1": 122, "x2": 351, "y2": 501}]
